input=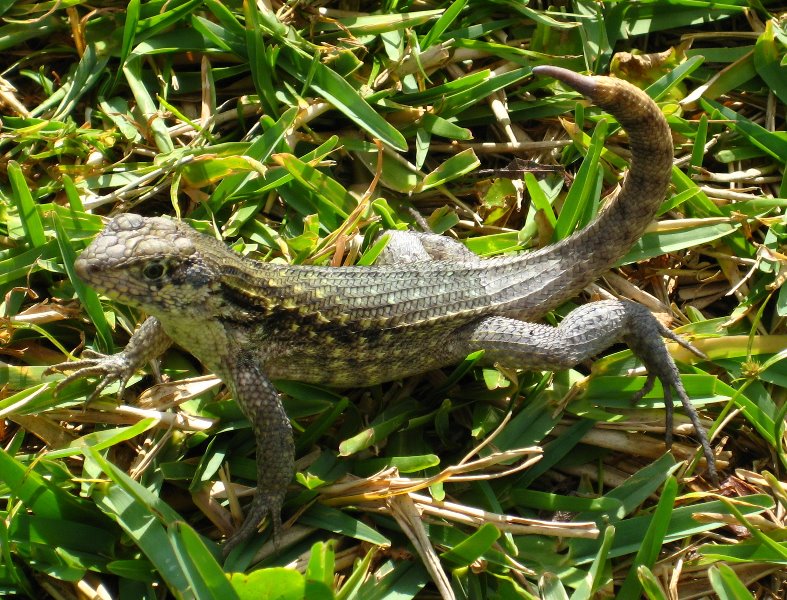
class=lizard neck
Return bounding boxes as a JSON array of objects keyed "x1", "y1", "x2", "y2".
[{"x1": 216, "y1": 256, "x2": 298, "y2": 319}]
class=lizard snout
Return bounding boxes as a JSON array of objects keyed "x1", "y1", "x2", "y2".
[{"x1": 74, "y1": 257, "x2": 95, "y2": 282}]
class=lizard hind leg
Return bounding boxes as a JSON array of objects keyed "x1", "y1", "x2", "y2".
[{"x1": 451, "y1": 300, "x2": 717, "y2": 483}]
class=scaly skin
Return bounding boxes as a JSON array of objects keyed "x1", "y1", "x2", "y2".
[{"x1": 48, "y1": 67, "x2": 716, "y2": 556}]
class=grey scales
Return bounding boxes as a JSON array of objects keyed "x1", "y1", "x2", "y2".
[{"x1": 48, "y1": 66, "x2": 717, "y2": 556}]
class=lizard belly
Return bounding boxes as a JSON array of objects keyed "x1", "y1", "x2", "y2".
[
  {"x1": 158, "y1": 313, "x2": 468, "y2": 387},
  {"x1": 260, "y1": 323, "x2": 467, "y2": 387}
]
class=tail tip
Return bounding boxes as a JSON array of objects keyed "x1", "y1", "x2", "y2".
[{"x1": 532, "y1": 65, "x2": 598, "y2": 97}]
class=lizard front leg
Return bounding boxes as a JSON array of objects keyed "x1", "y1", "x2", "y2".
[
  {"x1": 49, "y1": 317, "x2": 292, "y2": 555},
  {"x1": 451, "y1": 300, "x2": 717, "y2": 482},
  {"x1": 46, "y1": 316, "x2": 172, "y2": 399},
  {"x1": 221, "y1": 351, "x2": 294, "y2": 557}
]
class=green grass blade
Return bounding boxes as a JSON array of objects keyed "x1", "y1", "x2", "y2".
[
  {"x1": 7, "y1": 161, "x2": 45, "y2": 248},
  {"x1": 708, "y1": 564, "x2": 756, "y2": 600},
  {"x1": 85, "y1": 447, "x2": 197, "y2": 597},
  {"x1": 51, "y1": 213, "x2": 114, "y2": 353},
  {"x1": 421, "y1": 0, "x2": 467, "y2": 49},
  {"x1": 279, "y1": 47, "x2": 407, "y2": 151},
  {"x1": 123, "y1": 57, "x2": 175, "y2": 153},
  {"x1": 554, "y1": 118, "x2": 607, "y2": 240},
  {"x1": 637, "y1": 565, "x2": 669, "y2": 600},
  {"x1": 616, "y1": 476, "x2": 678, "y2": 599},
  {"x1": 570, "y1": 525, "x2": 615, "y2": 600}
]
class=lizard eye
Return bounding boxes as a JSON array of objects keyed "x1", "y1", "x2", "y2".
[{"x1": 142, "y1": 261, "x2": 167, "y2": 281}]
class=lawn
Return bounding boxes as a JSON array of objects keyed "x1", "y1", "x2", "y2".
[{"x1": 1, "y1": 1, "x2": 786, "y2": 598}]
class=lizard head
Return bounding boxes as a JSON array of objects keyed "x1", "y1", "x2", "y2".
[{"x1": 75, "y1": 213, "x2": 224, "y2": 314}]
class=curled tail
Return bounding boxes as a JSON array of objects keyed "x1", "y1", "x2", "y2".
[{"x1": 527, "y1": 66, "x2": 673, "y2": 309}]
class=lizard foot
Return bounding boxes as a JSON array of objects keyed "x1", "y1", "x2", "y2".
[
  {"x1": 222, "y1": 490, "x2": 284, "y2": 558},
  {"x1": 45, "y1": 349, "x2": 137, "y2": 401},
  {"x1": 628, "y1": 322, "x2": 718, "y2": 485}
]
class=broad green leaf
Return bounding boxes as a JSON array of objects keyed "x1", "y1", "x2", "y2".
[
  {"x1": 440, "y1": 523, "x2": 500, "y2": 566},
  {"x1": 420, "y1": 148, "x2": 480, "y2": 190},
  {"x1": 304, "y1": 541, "x2": 336, "y2": 600},
  {"x1": 230, "y1": 568, "x2": 305, "y2": 600},
  {"x1": 300, "y1": 504, "x2": 391, "y2": 547}
]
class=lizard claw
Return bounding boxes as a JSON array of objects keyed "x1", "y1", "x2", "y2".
[
  {"x1": 627, "y1": 323, "x2": 718, "y2": 485},
  {"x1": 660, "y1": 326, "x2": 708, "y2": 360},
  {"x1": 46, "y1": 351, "x2": 136, "y2": 401},
  {"x1": 222, "y1": 490, "x2": 284, "y2": 558},
  {"x1": 629, "y1": 373, "x2": 656, "y2": 405},
  {"x1": 661, "y1": 374, "x2": 718, "y2": 485}
]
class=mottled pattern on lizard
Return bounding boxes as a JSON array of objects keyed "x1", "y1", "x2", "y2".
[{"x1": 48, "y1": 66, "x2": 717, "y2": 557}]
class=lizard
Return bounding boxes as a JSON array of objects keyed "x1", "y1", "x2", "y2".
[{"x1": 48, "y1": 66, "x2": 717, "y2": 556}]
